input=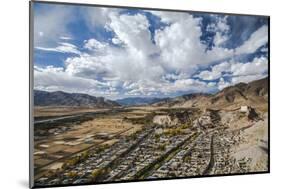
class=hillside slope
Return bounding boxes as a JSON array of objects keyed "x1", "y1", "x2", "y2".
[
  {"x1": 154, "y1": 77, "x2": 268, "y2": 111},
  {"x1": 34, "y1": 90, "x2": 120, "y2": 108}
]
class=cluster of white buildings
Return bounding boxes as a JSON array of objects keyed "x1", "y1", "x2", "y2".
[
  {"x1": 150, "y1": 133, "x2": 212, "y2": 178},
  {"x1": 105, "y1": 129, "x2": 191, "y2": 181},
  {"x1": 210, "y1": 130, "x2": 251, "y2": 175}
]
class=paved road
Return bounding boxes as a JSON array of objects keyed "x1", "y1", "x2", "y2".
[
  {"x1": 34, "y1": 114, "x2": 84, "y2": 124},
  {"x1": 202, "y1": 134, "x2": 214, "y2": 175}
]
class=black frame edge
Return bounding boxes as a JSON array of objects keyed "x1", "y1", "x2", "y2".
[
  {"x1": 267, "y1": 16, "x2": 270, "y2": 173},
  {"x1": 29, "y1": 1, "x2": 35, "y2": 188}
]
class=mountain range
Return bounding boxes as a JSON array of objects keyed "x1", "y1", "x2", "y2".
[
  {"x1": 34, "y1": 90, "x2": 120, "y2": 108},
  {"x1": 34, "y1": 77, "x2": 268, "y2": 109},
  {"x1": 116, "y1": 97, "x2": 169, "y2": 106}
]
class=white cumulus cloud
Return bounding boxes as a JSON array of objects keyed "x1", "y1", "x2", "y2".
[
  {"x1": 36, "y1": 42, "x2": 81, "y2": 55},
  {"x1": 34, "y1": 8, "x2": 269, "y2": 98},
  {"x1": 236, "y1": 25, "x2": 268, "y2": 54}
]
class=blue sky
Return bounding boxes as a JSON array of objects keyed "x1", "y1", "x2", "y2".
[{"x1": 33, "y1": 2, "x2": 269, "y2": 99}]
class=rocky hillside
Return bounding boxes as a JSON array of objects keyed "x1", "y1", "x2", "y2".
[
  {"x1": 152, "y1": 93, "x2": 211, "y2": 107},
  {"x1": 34, "y1": 90, "x2": 120, "y2": 108},
  {"x1": 154, "y1": 77, "x2": 268, "y2": 110},
  {"x1": 210, "y1": 77, "x2": 268, "y2": 107}
]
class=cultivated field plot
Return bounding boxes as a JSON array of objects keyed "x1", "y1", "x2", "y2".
[{"x1": 34, "y1": 107, "x2": 145, "y2": 179}]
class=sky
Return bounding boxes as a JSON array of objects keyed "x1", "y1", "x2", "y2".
[{"x1": 33, "y1": 2, "x2": 269, "y2": 100}]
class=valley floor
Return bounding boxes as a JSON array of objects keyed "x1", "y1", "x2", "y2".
[{"x1": 33, "y1": 105, "x2": 268, "y2": 187}]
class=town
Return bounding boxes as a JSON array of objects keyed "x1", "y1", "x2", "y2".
[{"x1": 34, "y1": 104, "x2": 268, "y2": 186}]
